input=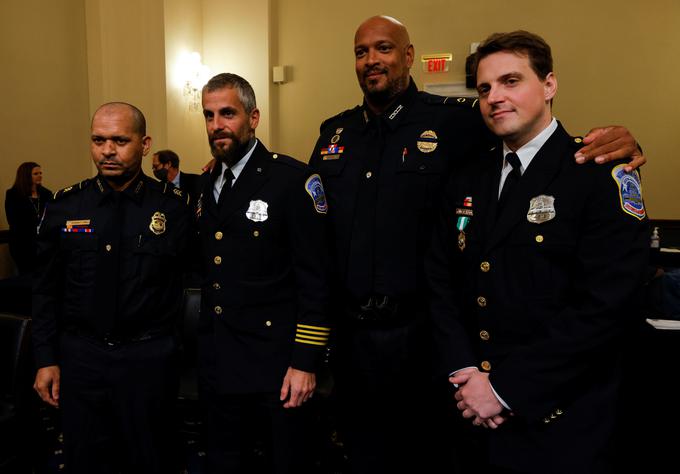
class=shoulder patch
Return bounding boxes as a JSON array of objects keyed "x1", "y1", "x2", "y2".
[
  {"x1": 319, "y1": 105, "x2": 361, "y2": 133},
  {"x1": 305, "y1": 174, "x2": 328, "y2": 214},
  {"x1": 53, "y1": 179, "x2": 91, "y2": 200},
  {"x1": 611, "y1": 164, "x2": 645, "y2": 220}
]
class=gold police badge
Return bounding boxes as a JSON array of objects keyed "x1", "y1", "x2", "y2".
[
  {"x1": 417, "y1": 130, "x2": 438, "y2": 153},
  {"x1": 149, "y1": 212, "x2": 166, "y2": 235}
]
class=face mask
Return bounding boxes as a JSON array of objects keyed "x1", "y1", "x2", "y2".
[{"x1": 153, "y1": 168, "x2": 169, "y2": 182}]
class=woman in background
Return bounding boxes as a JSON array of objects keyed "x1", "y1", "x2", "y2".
[{"x1": 5, "y1": 162, "x2": 52, "y2": 274}]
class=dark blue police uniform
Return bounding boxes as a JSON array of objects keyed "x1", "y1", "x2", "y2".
[{"x1": 33, "y1": 174, "x2": 192, "y2": 474}]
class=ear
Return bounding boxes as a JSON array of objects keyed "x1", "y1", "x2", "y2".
[
  {"x1": 141, "y1": 136, "x2": 152, "y2": 156},
  {"x1": 405, "y1": 44, "x2": 415, "y2": 68},
  {"x1": 544, "y1": 72, "x2": 557, "y2": 102},
  {"x1": 249, "y1": 108, "x2": 260, "y2": 130}
]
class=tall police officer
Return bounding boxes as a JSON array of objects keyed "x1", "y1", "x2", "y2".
[
  {"x1": 309, "y1": 15, "x2": 645, "y2": 473},
  {"x1": 196, "y1": 73, "x2": 331, "y2": 473},
  {"x1": 33, "y1": 102, "x2": 192, "y2": 473}
]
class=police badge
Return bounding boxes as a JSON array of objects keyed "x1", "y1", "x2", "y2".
[
  {"x1": 527, "y1": 195, "x2": 556, "y2": 224},
  {"x1": 246, "y1": 200, "x2": 269, "y2": 222},
  {"x1": 149, "y1": 212, "x2": 166, "y2": 235}
]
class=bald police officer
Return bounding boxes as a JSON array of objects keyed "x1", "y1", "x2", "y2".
[{"x1": 33, "y1": 102, "x2": 192, "y2": 474}]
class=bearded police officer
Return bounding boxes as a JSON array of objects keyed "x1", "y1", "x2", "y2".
[
  {"x1": 196, "y1": 73, "x2": 331, "y2": 474},
  {"x1": 33, "y1": 102, "x2": 192, "y2": 474}
]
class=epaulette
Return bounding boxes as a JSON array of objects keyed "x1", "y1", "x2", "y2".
[
  {"x1": 421, "y1": 93, "x2": 479, "y2": 109},
  {"x1": 319, "y1": 105, "x2": 361, "y2": 133},
  {"x1": 162, "y1": 182, "x2": 191, "y2": 206},
  {"x1": 269, "y1": 152, "x2": 307, "y2": 170},
  {"x1": 53, "y1": 179, "x2": 91, "y2": 200}
]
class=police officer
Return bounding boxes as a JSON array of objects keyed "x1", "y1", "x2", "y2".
[
  {"x1": 309, "y1": 15, "x2": 645, "y2": 473},
  {"x1": 33, "y1": 102, "x2": 192, "y2": 474},
  {"x1": 196, "y1": 73, "x2": 331, "y2": 474},
  {"x1": 429, "y1": 30, "x2": 649, "y2": 474}
]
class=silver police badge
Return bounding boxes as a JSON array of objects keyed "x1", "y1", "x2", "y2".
[
  {"x1": 527, "y1": 195, "x2": 556, "y2": 224},
  {"x1": 246, "y1": 200, "x2": 269, "y2": 222}
]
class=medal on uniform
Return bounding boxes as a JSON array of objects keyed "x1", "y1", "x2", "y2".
[
  {"x1": 196, "y1": 193, "x2": 203, "y2": 219},
  {"x1": 149, "y1": 212, "x2": 166, "y2": 235},
  {"x1": 456, "y1": 196, "x2": 473, "y2": 251},
  {"x1": 417, "y1": 130, "x2": 438, "y2": 153},
  {"x1": 526, "y1": 195, "x2": 556, "y2": 224}
]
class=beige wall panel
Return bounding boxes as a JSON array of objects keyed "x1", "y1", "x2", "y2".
[
  {"x1": 85, "y1": 0, "x2": 168, "y2": 175},
  {"x1": 163, "y1": 0, "x2": 211, "y2": 175},
  {"x1": 274, "y1": 0, "x2": 680, "y2": 218},
  {"x1": 0, "y1": 0, "x2": 90, "y2": 231},
  {"x1": 201, "y1": 0, "x2": 272, "y2": 148}
]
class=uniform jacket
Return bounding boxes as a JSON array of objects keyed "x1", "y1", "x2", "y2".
[
  {"x1": 427, "y1": 123, "x2": 649, "y2": 473},
  {"x1": 309, "y1": 79, "x2": 486, "y2": 306},
  {"x1": 32, "y1": 174, "x2": 192, "y2": 368},
  {"x1": 196, "y1": 141, "x2": 331, "y2": 394}
]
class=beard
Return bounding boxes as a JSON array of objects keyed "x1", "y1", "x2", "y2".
[
  {"x1": 209, "y1": 131, "x2": 251, "y2": 168},
  {"x1": 360, "y1": 69, "x2": 408, "y2": 108}
]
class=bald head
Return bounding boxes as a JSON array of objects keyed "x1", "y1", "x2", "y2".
[
  {"x1": 355, "y1": 16, "x2": 410, "y2": 49},
  {"x1": 92, "y1": 102, "x2": 146, "y2": 136},
  {"x1": 354, "y1": 15, "x2": 414, "y2": 113}
]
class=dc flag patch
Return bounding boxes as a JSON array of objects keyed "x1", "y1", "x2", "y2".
[
  {"x1": 611, "y1": 164, "x2": 645, "y2": 220},
  {"x1": 305, "y1": 174, "x2": 328, "y2": 214}
]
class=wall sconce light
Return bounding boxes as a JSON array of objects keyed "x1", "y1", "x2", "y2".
[{"x1": 178, "y1": 52, "x2": 210, "y2": 111}]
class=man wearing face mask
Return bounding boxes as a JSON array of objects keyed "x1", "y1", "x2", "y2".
[
  {"x1": 152, "y1": 149, "x2": 201, "y2": 204},
  {"x1": 195, "y1": 73, "x2": 331, "y2": 473}
]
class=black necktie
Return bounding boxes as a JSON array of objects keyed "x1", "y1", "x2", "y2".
[
  {"x1": 218, "y1": 168, "x2": 235, "y2": 205},
  {"x1": 498, "y1": 152, "x2": 522, "y2": 213}
]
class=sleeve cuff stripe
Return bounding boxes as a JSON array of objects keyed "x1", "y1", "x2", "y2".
[
  {"x1": 297, "y1": 324, "x2": 331, "y2": 333},
  {"x1": 295, "y1": 338, "x2": 327, "y2": 346},
  {"x1": 296, "y1": 328, "x2": 330, "y2": 336},
  {"x1": 295, "y1": 333, "x2": 329, "y2": 342}
]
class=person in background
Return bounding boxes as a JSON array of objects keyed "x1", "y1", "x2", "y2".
[
  {"x1": 152, "y1": 148, "x2": 201, "y2": 203},
  {"x1": 5, "y1": 161, "x2": 52, "y2": 274}
]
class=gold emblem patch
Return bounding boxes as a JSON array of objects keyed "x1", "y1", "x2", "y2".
[
  {"x1": 330, "y1": 134, "x2": 341, "y2": 144},
  {"x1": 417, "y1": 130, "x2": 438, "y2": 153},
  {"x1": 149, "y1": 212, "x2": 166, "y2": 235}
]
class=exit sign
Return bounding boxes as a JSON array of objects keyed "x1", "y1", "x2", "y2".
[{"x1": 421, "y1": 53, "x2": 452, "y2": 73}]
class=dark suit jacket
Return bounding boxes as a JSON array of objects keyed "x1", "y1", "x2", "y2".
[
  {"x1": 428, "y1": 123, "x2": 649, "y2": 473},
  {"x1": 196, "y1": 141, "x2": 331, "y2": 394},
  {"x1": 4, "y1": 185, "x2": 52, "y2": 273},
  {"x1": 177, "y1": 171, "x2": 201, "y2": 204}
]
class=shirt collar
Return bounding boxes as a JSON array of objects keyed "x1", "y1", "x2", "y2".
[
  {"x1": 502, "y1": 117, "x2": 558, "y2": 173},
  {"x1": 171, "y1": 171, "x2": 181, "y2": 187},
  {"x1": 95, "y1": 172, "x2": 146, "y2": 205}
]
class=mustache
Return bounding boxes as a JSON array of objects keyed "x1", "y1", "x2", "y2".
[
  {"x1": 209, "y1": 130, "x2": 236, "y2": 143},
  {"x1": 363, "y1": 66, "x2": 388, "y2": 78}
]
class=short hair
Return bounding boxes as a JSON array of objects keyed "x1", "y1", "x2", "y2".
[
  {"x1": 155, "y1": 149, "x2": 180, "y2": 168},
  {"x1": 92, "y1": 102, "x2": 147, "y2": 136},
  {"x1": 12, "y1": 162, "x2": 41, "y2": 197},
  {"x1": 203, "y1": 73, "x2": 257, "y2": 114},
  {"x1": 473, "y1": 30, "x2": 553, "y2": 81}
]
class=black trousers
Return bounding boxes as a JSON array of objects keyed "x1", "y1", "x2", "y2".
[
  {"x1": 58, "y1": 332, "x2": 180, "y2": 474},
  {"x1": 333, "y1": 317, "x2": 456, "y2": 474},
  {"x1": 200, "y1": 386, "x2": 314, "y2": 474}
]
